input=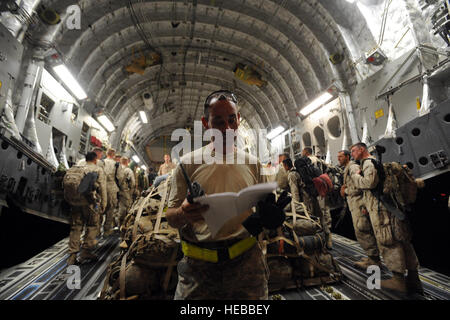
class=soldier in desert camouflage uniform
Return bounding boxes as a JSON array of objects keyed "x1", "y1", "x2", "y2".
[
  {"x1": 340, "y1": 149, "x2": 381, "y2": 270},
  {"x1": 166, "y1": 90, "x2": 270, "y2": 300},
  {"x1": 350, "y1": 143, "x2": 423, "y2": 295}
]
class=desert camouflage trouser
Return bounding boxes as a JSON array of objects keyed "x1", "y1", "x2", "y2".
[
  {"x1": 68, "y1": 206, "x2": 100, "y2": 254},
  {"x1": 174, "y1": 243, "x2": 269, "y2": 300},
  {"x1": 117, "y1": 192, "x2": 133, "y2": 227},
  {"x1": 103, "y1": 189, "x2": 118, "y2": 234},
  {"x1": 318, "y1": 196, "x2": 332, "y2": 232},
  {"x1": 347, "y1": 195, "x2": 380, "y2": 258},
  {"x1": 364, "y1": 192, "x2": 419, "y2": 274}
]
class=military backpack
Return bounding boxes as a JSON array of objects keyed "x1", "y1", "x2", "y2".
[
  {"x1": 294, "y1": 156, "x2": 333, "y2": 198},
  {"x1": 63, "y1": 165, "x2": 99, "y2": 207},
  {"x1": 360, "y1": 159, "x2": 421, "y2": 213}
]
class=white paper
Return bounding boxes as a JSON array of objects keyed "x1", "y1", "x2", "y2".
[{"x1": 195, "y1": 182, "x2": 277, "y2": 237}]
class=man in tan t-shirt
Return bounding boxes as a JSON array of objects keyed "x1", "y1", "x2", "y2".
[
  {"x1": 166, "y1": 90, "x2": 278, "y2": 300},
  {"x1": 158, "y1": 154, "x2": 176, "y2": 175}
]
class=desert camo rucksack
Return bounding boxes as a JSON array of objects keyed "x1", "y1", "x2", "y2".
[
  {"x1": 361, "y1": 159, "x2": 422, "y2": 211},
  {"x1": 63, "y1": 165, "x2": 98, "y2": 206}
]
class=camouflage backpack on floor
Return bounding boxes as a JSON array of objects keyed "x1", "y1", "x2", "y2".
[
  {"x1": 100, "y1": 176, "x2": 182, "y2": 300},
  {"x1": 262, "y1": 197, "x2": 342, "y2": 292}
]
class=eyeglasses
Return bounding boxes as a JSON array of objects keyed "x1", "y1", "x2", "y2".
[{"x1": 204, "y1": 90, "x2": 238, "y2": 107}]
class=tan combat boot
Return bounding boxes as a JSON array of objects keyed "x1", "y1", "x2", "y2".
[
  {"x1": 67, "y1": 253, "x2": 78, "y2": 265},
  {"x1": 79, "y1": 249, "x2": 98, "y2": 263},
  {"x1": 103, "y1": 230, "x2": 114, "y2": 237},
  {"x1": 381, "y1": 272, "x2": 408, "y2": 293},
  {"x1": 353, "y1": 256, "x2": 381, "y2": 270},
  {"x1": 406, "y1": 270, "x2": 424, "y2": 295}
]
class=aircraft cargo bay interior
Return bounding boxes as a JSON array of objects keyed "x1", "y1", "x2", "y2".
[{"x1": 0, "y1": 0, "x2": 449, "y2": 302}]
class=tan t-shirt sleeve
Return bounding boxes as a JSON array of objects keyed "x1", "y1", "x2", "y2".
[{"x1": 167, "y1": 164, "x2": 188, "y2": 209}]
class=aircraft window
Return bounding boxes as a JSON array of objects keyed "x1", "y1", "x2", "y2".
[
  {"x1": 395, "y1": 137, "x2": 404, "y2": 145},
  {"x1": 38, "y1": 92, "x2": 54, "y2": 125},
  {"x1": 444, "y1": 114, "x2": 450, "y2": 123},
  {"x1": 406, "y1": 162, "x2": 414, "y2": 169},
  {"x1": 327, "y1": 116, "x2": 341, "y2": 138},
  {"x1": 71, "y1": 105, "x2": 79, "y2": 122},
  {"x1": 313, "y1": 126, "x2": 326, "y2": 151},
  {"x1": 1, "y1": 141, "x2": 9, "y2": 150},
  {"x1": 302, "y1": 132, "x2": 311, "y2": 147}
]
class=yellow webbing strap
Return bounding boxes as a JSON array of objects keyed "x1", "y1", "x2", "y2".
[
  {"x1": 181, "y1": 241, "x2": 218, "y2": 263},
  {"x1": 181, "y1": 237, "x2": 257, "y2": 263},
  {"x1": 228, "y1": 236, "x2": 257, "y2": 259}
]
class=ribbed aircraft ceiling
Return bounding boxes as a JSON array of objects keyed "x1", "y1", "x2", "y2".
[{"x1": 25, "y1": 0, "x2": 377, "y2": 150}]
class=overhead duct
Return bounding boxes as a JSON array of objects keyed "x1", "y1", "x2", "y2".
[
  {"x1": 22, "y1": 96, "x2": 43, "y2": 154},
  {"x1": 0, "y1": 85, "x2": 21, "y2": 140},
  {"x1": 15, "y1": 59, "x2": 44, "y2": 133},
  {"x1": 361, "y1": 117, "x2": 370, "y2": 144},
  {"x1": 384, "y1": 96, "x2": 398, "y2": 138},
  {"x1": 57, "y1": 132, "x2": 70, "y2": 169},
  {"x1": 45, "y1": 130, "x2": 59, "y2": 168}
]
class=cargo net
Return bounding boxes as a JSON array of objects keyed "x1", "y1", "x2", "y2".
[
  {"x1": 100, "y1": 182, "x2": 342, "y2": 300},
  {"x1": 99, "y1": 175, "x2": 182, "y2": 300},
  {"x1": 262, "y1": 196, "x2": 342, "y2": 292}
]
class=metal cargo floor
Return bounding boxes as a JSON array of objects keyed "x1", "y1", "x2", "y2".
[{"x1": 1, "y1": 233, "x2": 449, "y2": 300}]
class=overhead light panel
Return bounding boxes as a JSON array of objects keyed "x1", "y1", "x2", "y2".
[
  {"x1": 41, "y1": 69, "x2": 75, "y2": 103},
  {"x1": 300, "y1": 92, "x2": 333, "y2": 116},
  {"x1": 132, "y1": 155, "x2": 141, "y2": 163},
  {"x1": 139, "y1": 111, "x2": 148, "y2": 124},
  {"x1": 97, "y1": 115, "x2": 115, "y2": 132},
  {"x1": 267, "y1": 125, "x2": 286, "y2": 140},
  {"x1": 52, "y1": 64, "x2": 87, "y2": 100}
]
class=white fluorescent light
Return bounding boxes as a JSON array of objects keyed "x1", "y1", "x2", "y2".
[
  {"x1": 140, "y1": 165, "x2": 147, "y2": 170},
  {"x1": 97, "y1": 115, "x2": 115, "y2": 132},
  {"x1": 88, "y1": 116, "x2": 103, "y2": 131},
  {"x1": 139, "y1": 111, "x2": 148, "y2": 124},
  {"x1": 132, "y1": 155, "x2": 141, "y2": 163},
  {"x1": 41, "y1": 69, "x2": 75, "y2": 103},
  {"x1": 267, "y1": 125, "x2": 286, "y2": 140},
  {"x1": 52, "y1": 64, "x2": 87, "y2": 100},
  {"x1": 300, "y1": 92, "x2": 333, "y2": 116}
]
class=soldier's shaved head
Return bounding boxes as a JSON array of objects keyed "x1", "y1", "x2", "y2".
[{"x1": 351, "y1": 142, "x2": 369, "y2": 161}]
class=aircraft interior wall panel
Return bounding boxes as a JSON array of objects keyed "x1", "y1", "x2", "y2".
[
  {"x1": 352, "y1": 49, "x2": 425, "y2": 139},
  {"x1": 0, "y1": 135, "x2": 69, "y2": 223},
  {"x1": 294, "y1": 100, "x2": 345, "y2": 164},
  {"x1": 374, "y1": 99, "x2": 450, "y2": 179}
]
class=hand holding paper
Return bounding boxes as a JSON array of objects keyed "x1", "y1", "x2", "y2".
[
  {"x1": 194, "y1": 182, "x2": 278, "y2": 237},
  {"x1": 242, "y1": 191, "x2": 290, "y2": 236}
]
